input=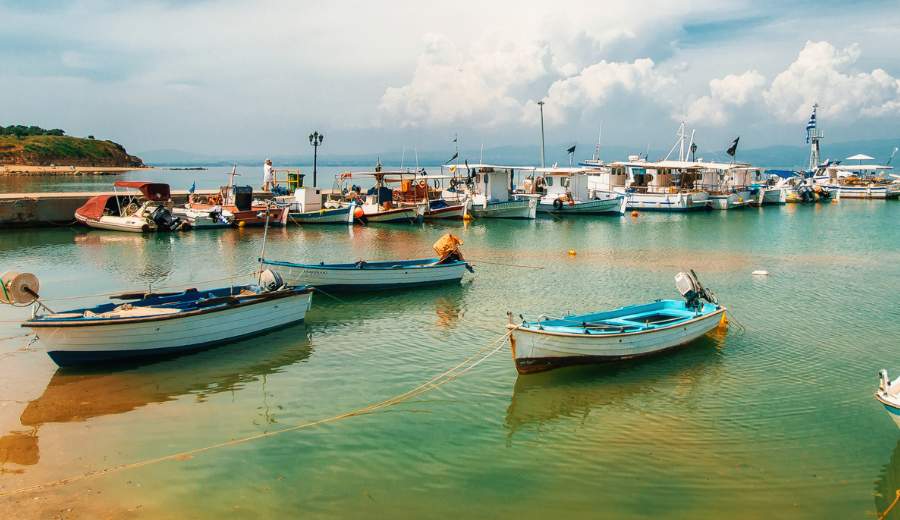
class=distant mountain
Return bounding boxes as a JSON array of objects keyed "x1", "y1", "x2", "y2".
[{"x1": 139, "y1": 137, "x2": 900, "y2": 169}]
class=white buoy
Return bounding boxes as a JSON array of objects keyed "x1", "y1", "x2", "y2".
[{"x1": 751, "y1": 270, "x2": 769, "y2": 276}]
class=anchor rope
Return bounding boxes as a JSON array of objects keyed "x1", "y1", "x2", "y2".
[
  {"x1": 880, "y1": 490, "x2": 900, "y2": 520},
  {"x1": 467, "y1": 258, "x2": 544, "y2": 269},
  {"x1": 0, "y1": 329, "x2": 513, "y2": 499}
]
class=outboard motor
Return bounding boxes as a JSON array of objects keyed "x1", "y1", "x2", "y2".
[
  {"x1": 675, "y1": 270, "x2": 718, "y2": 311},
  {"x1": 150, "y1": 206, "x2": 182, "y2": 231},
  {"x1": 258, "y1": 269, "x2": 284, "y2": 292}
]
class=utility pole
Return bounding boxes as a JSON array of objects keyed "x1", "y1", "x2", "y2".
[{"x1": 537, "y1": 101, "x2": 546, "y2": 168}]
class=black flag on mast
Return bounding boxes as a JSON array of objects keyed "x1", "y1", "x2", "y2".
[
  {"x1": 566, "y1": 144, "x2": 576, "y2": 154},
  {"x1": 446, "y1": 151, "x2": 458, "y2": 164},
  {"x1": 726, "y1": 137, "x2": 740, "y2": 157}
]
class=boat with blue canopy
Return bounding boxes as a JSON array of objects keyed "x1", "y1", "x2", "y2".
[{"x1": 507, "y1": 271, "x2": 726, "y2": 374}]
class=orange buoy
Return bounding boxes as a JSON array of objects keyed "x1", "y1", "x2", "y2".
[
  {"x1": 568, "y1": 249, "x2": 577, "y2": 256},
  {"x1": 631, "y1": 210, "x2": 639, "y2": 217},
  {"x1": 463, "y1": 213, "x2": 473, "y2": 221},
  {"x1": 354, "y1": 207, "x2": 365, "y2": 219},
  {"x1": 237, "y1": 220, "x2": 246, "y2": 228}
]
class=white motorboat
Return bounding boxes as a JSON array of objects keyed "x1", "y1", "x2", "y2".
[
  {"x1": 74, "y1": 181, "x2": 185, "y2": 232},
  {"x1": 533, "y1": 167, "x2": 626, "y2": 215}
]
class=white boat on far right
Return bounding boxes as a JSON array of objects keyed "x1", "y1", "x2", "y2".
[{"x1": 813, "y1": 158, "x2": 898, "y2": 199}]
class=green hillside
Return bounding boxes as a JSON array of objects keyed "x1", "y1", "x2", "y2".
[{"x1": 0, "y1": 126, "x2": 143, "y2": 167}]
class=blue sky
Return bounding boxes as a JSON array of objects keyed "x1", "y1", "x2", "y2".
[{"x1": 2, "y1": 0, "x2": 899, "y2": 158}]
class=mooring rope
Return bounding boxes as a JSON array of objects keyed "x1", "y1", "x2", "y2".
[
  {"x1": 0, "y1": 329, "x2": 512, "y2": 499},
  {"x1": 468, "y1": 258, "x2": 544, "y2": 269},
  {"x1": 880, "y1": 490, "x2": 900, "y2": 520}
]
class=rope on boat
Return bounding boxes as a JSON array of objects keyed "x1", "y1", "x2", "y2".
[
  {"x1": 880, "y1": 490, "x2": 900, "y2": 520},
  {"x1": 0, "y1": 329, "x2": 513, "y2": 499}
]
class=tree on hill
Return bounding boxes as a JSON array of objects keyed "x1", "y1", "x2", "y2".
[{"x1": 0, "y1": 125, "x2": 66, "y2": 137}]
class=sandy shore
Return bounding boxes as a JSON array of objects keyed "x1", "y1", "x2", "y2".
[{"x1": 0, "y1": 165, "x2": 152, "y2": 176}]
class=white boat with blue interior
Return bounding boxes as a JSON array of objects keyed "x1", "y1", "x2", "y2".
[{"x1": 507, "y1": 271, "x2": 725, "y2": 374}]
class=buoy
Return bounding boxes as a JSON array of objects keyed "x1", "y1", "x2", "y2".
[
  {"x1": 237, "y1": 220, "x2": 246, "y2": 228},
  {"x1": 463, "y1": 213, "x2": 473, "y2": 222},
  {"x1": 0, "y1": 272, "x2": 40, "y2": 305},
  {"x1": 752, "y1": 270, "x2": 769, "y2": 276},
  {"x1": 568, "y1": 249, "x2": 577, "y2": 256},
  {"x1": 631, "y1": 211, "x2": 639, "y2": 217},
  {"x1": 354, "y1": 207, "x2": 365, "y2": 219}
]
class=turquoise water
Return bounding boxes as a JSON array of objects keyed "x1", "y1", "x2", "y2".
[{"x1": 0, "y1": 201, "x2": 898, "y2": 518}]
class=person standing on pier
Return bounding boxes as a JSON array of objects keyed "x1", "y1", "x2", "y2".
[{"x1": 263, "y1": 159, "x2": 275, "y2": 192}]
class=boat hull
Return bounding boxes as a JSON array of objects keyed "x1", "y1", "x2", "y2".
[
  {"x1": 469, "y1": 199, "x2": 537, "y2": 219},
  {"x1": 26, "y1": 292, "x2": 312, "y2": 367},
  {"x1": 707, "y1": 191, "x2": 751, "y2": 210},
  {"x1": 823, "y1": 184, "x2": 900, "y2": 199},
  {"x1": 618, "y1": 191, "x2": 710, "y2": 212},
  {"x1": 537, "y1": 196, "x2": 625, "y2": 215},
  {"x1": 288, "y1": 206, "x2": 354, "y2": 224},
  {"x1": 424, "y1": 204, "x2": 467, "y2": 220},
  {"x1": 360, "y1": 206, "x2": 423, "y2": 223},
  {"x1": 262, "y1": 258, "x2": 469, "y2": 291},
  {"x1": 509, "y1": 307, "x2": 725, "y2": 374},
  {"x1": 75, "y1": 213, "x2": 153, "y2": 232}
]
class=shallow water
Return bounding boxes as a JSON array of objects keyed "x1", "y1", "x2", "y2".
[{"x1": 0, "y1": 201, "x2": 898, "y2": 518}]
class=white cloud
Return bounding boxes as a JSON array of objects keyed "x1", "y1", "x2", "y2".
[
  {"x1": 685, "y1": 70, "x2": 765, "y2": 126},
  {"x1": 763, "y1": 41, "x2": 900, "y2": 122},
  {"x1": 537, "y1": 58, "x2": 675, "y2": 125}
]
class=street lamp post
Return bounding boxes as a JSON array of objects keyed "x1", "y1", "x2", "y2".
[
  {"x1": 537, "y1": 101, "x2": 546, "y2": 168},
  {"x1": 308, "y1": 131, "x2": 324, "y2": 187}
]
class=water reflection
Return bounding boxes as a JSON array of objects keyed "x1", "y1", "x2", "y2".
[
  {"x1": 74, "y1": 231, "x2": 175, "y2": 284},
  {"x1": 505, "y1": 336, "x2": 724, "y2": 438},
  {"x1": 0, "y1": 327, "x2": 312, "y2": 472},
  {"x1": 875, "y1": 440, "x2": 900, "y2": 519}
]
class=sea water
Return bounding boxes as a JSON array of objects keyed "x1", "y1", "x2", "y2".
[{"x1": 0, "y1": 200, "x2": 897, "y2": 518}]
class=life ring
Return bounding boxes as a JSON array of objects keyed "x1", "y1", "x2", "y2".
[
  {"x1": 553, "y1": 198, "x2": 564, "y2": 210},
  {"x1": 433, "y1": 179, "x2": 441, "y2": 189},
  {"x1": 417, "y1": 180, "x2": 427, "y2": 189},
  {"x1": 449, "y1": 178, "x2": 459, "y2": 189}
]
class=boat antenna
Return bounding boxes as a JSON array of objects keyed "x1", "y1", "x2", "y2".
[
  {"x1": 400, "y1": 146, "x2": 406, "y2": 171},
  {"x1": 593, "y1": 124, "x2": 602, "y2": 161},
  {"x1": 686, "y1": 129, "x2": 695, "y2": 162},
  {"x1": 256, "y1": 202, "x2": 272, "y2": 285},
  {"x1": 480, "y1": 143, "x2": 484, "y2": 164},
  {"x1": 415, "y1": 147, "x2": 419, "y2": 171}
]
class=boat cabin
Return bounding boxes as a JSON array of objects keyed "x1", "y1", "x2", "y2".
[{"x1": 535, "y1": 167, "x2": 594, "y2": 201}]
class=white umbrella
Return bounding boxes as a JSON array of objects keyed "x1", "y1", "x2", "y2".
[{"x1": 846, "y1": 153, "x2": 874, "y2": 162}]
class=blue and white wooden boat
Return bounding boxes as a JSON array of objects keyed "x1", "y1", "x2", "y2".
[
  {"x1": 276, "y1": 188, "x2": 356, "y2": 224},
  {"x1": 876, "y1": 370, "x2": 900, "y2": 429},
  {"x1": 22, "y1": 272, "x2": 313, "y2": 367},
  {"x1": 535, "y1": 167, "x2": 626, "y2": 215},
  {"x1": 260, "y1": 257, "x2": 472, "y2": 291},
  {"x1": 507, "y1": 271, "x2": 725, "y2": 374}
]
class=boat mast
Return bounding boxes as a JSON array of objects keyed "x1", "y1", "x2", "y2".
[
  {"x1": 663, "y1": 121, "x2": 686, "y2": 161},
  {"x1": 592, "y1": 125, "x2": 602, "y2": 161},
  {"x1": 538, "y1": 101, "x2": 546, "y2": 168}
]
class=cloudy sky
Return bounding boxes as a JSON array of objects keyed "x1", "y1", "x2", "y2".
[{"x1": 3, "y1": 0, "x2": 900, "y2": 158}]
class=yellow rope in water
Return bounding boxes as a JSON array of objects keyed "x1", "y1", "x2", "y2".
[
  {"x1": 0, "y1": 329, "x2": 512, "y2": 499},
  {"x1": 880, "y1": 490, "x2": 900, "y2": 520}
]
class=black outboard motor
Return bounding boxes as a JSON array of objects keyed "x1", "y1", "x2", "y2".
[
  {"x1": 150, "y1": 205, "x2": 182, "y2": 231},
  {"x1": 675, "y1": 270, "x2": 718, "y2": 311}
]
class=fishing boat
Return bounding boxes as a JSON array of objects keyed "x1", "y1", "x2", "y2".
[
  {"x1": 75, "y1": 181, "x2": 184, "y2": 232},
  {"x1": 507, "y1": 271, "x2": 726, "y2": 374},
  {"x1": 401, "y1": 173, "x2": 467, "y2": 220},
  {"x1": 813, "y1": 159, "x2": 898, "y2": 199},
  {"x1": 331, "y1": 170, "x2": 426, "y2": 224},
  {"x1": 444, "y1": 164, "x2": 537, "y2": 219},
  {"x1": 592, "y1": 159, "x2": 710, "y2": 211},
  {"x1": 697, "y1": 162, "x2": 753, "y2": 210},
  {"x1": 747, "y1": 168, "x2": 787, "y2": 206},
  {"x1": 532, "y1": 167, "x2": 626, "y2": 215},
  {"x1": 21, "y1": 271, "x2": 313, "y2": 367},
  {"x1": 876, "y1": 370, "x2": 900, "y2": 429},
  {"x1": 185, "y1": 167, "x2": 285, "y2": 226},
  {"x1": 260, "y1": 233, "x2": 473, "y2": 291}
]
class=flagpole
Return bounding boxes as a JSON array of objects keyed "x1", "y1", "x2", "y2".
[{"x1": 538, "y1": 101, "x2": 546, "y2": 168}]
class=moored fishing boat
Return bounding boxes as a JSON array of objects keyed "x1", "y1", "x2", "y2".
[
  {"x1": 21, "y1": 271, "x2": 313, "y2": 367},
  {"x1": 171, "y1": 205, "x2": 234, "y2": 228},
  {"x1": 445, "y1": 164, "x2": 537, "y2": 219},
  {"x1": 75, "y1": 181, "x2": 184, "y2": 232},
  {"x1": 533, "y1": 167, "x2": 625, "y2": 215},
  {"x1": 876, "y1": 370, "x2": 900, "y2": 429},
  {"x1": 261, "y1": 233, "x2": 473, "y2": 291},
  {"x1": 507, "y1": 271, "x2": 725, "y2": 374},
  {"x1": 596, "y1": 159, "x2": 710, "y2": 211}
]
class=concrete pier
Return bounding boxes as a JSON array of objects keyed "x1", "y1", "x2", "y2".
[{"x1": 0, "y1": 190, "x2": 222, "y2": 227}]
